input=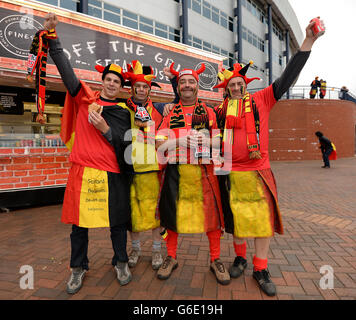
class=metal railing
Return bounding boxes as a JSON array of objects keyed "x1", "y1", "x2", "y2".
[{"x1": 249, "y1": 85, "x2": 356, "y2": 103}]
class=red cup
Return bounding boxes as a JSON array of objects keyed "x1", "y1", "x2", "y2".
[{"x1": 311, "y1": 17, "x2": 325, "y2": 37}]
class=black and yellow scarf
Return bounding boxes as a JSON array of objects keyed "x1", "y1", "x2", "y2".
[
  {"x1": 216, "y1": 93, "x2": 261, "y2": 159},
  {"x1": 169, "y1": 99, "x2": 210, "y2": 131}
]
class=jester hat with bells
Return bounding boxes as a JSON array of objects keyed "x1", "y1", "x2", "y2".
[
  {"x1": 95, "y1": 63, "x2": 125, "y2": 84},
  {"x1": 125, "y1": 60, "x2": 161, "y2": 89},
  {"x1": 214, "y1": 61, "x2": 262, "y2": 160},
  {"x1": 125, "y1": 60, "x2": 161, "y2": 128},
  {"x1": 213, "y1": 61, "x2": 260, "y2": 93}
]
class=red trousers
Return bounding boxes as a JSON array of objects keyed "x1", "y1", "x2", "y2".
[{"x1": 165, "y1": 229, "x2": 221, "y2": 262}]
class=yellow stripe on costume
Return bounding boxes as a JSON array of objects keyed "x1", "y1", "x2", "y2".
[
  {"x1": 127, "y1": 106, "x2": 160, "y2": 173},
  {"x1": 65, "y1": 132, "x2": 75, "y2": 151},
  {"x1": 229, "y1": 171, "x2": 272, "y2": 238},
  {"x1": 79, "y1": 167, "x2": 110, "y2": 228},
  {"x1": 176, "y1": 165, "x2": 205, "y2": 233},
  {"x1": 130, "y1": 172, "x2": 160, "y2": 232}
]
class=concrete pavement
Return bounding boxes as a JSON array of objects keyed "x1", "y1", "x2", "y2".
[{"x1": 0, "y1": 157, "x2": 355, "y2": 300}]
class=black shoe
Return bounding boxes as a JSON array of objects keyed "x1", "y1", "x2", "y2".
[
  {"x1": 253, "y1": 269, "x2": 276, "y2": 296},
  {"x1": 321, "y1": 165, "x2": 330, "y2": 168},
  {"x1": 229, "y1": 256, "x2": 247, "y2": 278}
]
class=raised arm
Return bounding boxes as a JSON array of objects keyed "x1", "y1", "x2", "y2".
[
  {"x1": 44, "y1": 13, "x2": 81, "y2": 97},
  {"x1": 273, "y1": 18, "x2": 325, "y2": 100}
]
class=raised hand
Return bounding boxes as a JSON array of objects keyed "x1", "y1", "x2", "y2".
[{"x1": 43, "y1": 12, "x2": 58, "y2": 31}]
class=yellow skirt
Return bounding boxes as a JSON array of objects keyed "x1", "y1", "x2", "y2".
[
  {"x1": 176, "y1": 165, "x2": 205, "y2": 233},
  {"x1": 229, "y1": 171, "x2": 273, "y2": 238},
  {"x1": 130, "y1": 172, "x2": 160, "y2": 232}
]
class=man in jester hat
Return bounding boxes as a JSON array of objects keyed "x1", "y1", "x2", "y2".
[
  {"x1": 155, "y1": 63, "x2": 230, "y2": 285},
  {"x1": 214, "y1": 18, "x2": 325, "y2": 296},
  {"x1": 103, "y1": 60, "x2": 179, "y2": 271},
  {"x1": 43, "y1": 13, "x2": 133, "y2": 294}
]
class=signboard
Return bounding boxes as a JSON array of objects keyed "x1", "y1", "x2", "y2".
[
  {"x1": 0, "y1": 91, "x2": 23, "y2": 114},
  {"x1": 0, "y1": 6, "x2": 219, "y2": 92}
]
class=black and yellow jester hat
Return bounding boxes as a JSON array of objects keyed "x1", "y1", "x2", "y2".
[{"x1": 95, "y1": 63, "x2": 125, "y2": 84}]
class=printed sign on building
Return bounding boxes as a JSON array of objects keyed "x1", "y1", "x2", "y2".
[{"x1": 0, "y1": 6, "x2": 219, "y2": 92}]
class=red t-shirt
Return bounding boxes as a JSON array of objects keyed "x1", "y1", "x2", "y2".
[
  {"x1": 157, "y1": 104, "x2": 219, "y2": 164},
  {"x1": 223, "y1": 85, "x2": 276, "y2": 171},
  {"x1": 68, "y1": 87, "x2": 121, "y2": 173}
]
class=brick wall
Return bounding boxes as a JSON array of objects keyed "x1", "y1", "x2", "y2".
[
  {"x1": 269, "y1": 99, "x2": 356, "y2": 160},
  {"x1": 0, "y1": 147, "x2": 70, "y2": 190}
]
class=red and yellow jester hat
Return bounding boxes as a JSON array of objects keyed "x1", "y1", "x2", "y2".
[
  {"x1": 169, "y1": 62, "x2": 206, "y2": 82},
  {"x1": 94, "y1": 63, "x2": 125, "y2": 83},
  {"x1": 125, "y1": 60, "x2": 161, "y2": 88},
  {"x1": 213, "y1": 61, "x2": 260, "y2": 90}
]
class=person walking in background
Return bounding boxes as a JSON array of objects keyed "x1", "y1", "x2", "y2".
[
  {"x1": 319, "y1": 79, "x2": 327, "y2": 99},
  {"x1": 309, "y1": 76, "x2": 320, "y2": 99},
  {"x1": 339, "y1": 86, "x2": 349, "y2": 100},
  {"x1": 315, "y1": 131, "x2": 337, "y2": 168}
]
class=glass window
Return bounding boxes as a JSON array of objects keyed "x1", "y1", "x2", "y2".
[
  {"x1": 60, "y1": 0, "x2": 77, "y2": 11},
  {"x1": 140, "y1": 16, "x2": 153, "y2": 26},
  {"x1": 123, "y1": 10, "x2": 137, "y2": 21},
  {"x1": 193, "y1": 37, "x2": 202, "y2": 45},
  {"x1": 242, "y1": 26, "x2": 247, "y2": 40},
  {"x1": 169, "y1": 32, "x2": 180, "y2": 42},
  {"x1": 212, "y1": 45, "x2": 220, "y2": 54},
  {"x1": 88, "y1": 6, "x2": 102, "y2": 19},
  {"x1": 229, "y1": 17, "x2": 234, "y2": 32},
  {"x1": 104, "y1": 3, "x2": 121, "y2": 14},
  {"x1": 104, "y1": 11, "x2": 121, "y2": 24},
  {"x1": 156, "y1": 22, "x2": 167, "y2": 31},
  {"x1": 123, "y1": 17, "x2": 138, "y2": 29},
  {"x1": 172, "y1": 27, "x2": 180, "y2": 36},
  {"x1": 212, "y1": 12, "x2": 219, "y2": 24},
  {"x1": 252, "y1": 34, "x2": 257, "y2": 47},
  {"x1": 247, "y1": 1, "x2": 252, "y2": 12},
  {"x1": 248, "y1": 30, "x2": 253, "y2": 44},
  {"x1": 193, "y1": 42, "x2": 202, "y2": 49},
  {"x1": 203, "y1": 6, "x2": 211, "y2": 19},
  {"x1": 169, "y1": 27, "x2": 181, "y2": 42},
  {"x1": 140, "y1": 23, "x2": 153, "y2": 34},
  {"x1": 220, "y1": 17, "x2": 227, "y2": 28},
  {"x1": 221, "y1": 49, "x2": 228, "y2": 56},
  {"x1": 203, "y1": 41, "x2": 211, "y2": 51},
  {"x1": 39, "y1": 0, "x2": 58, "y2": 5},
  {"x1": 192, "y1": 0, "x2": 201, "y2": 14},
  {"x1": 89, "y1": 0, "x2": 101, "y2": 7},
  {"x1": 155, "y1": 29, "x2": 168, "y2": 39},
  {"x1": 187, "y1": 35, "x2": 192, "y2": 45}
]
